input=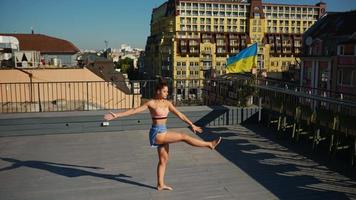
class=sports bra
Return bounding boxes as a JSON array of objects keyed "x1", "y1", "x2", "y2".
[{"x1": 151, "y1": 107, "x2": 169, "y2": 119}]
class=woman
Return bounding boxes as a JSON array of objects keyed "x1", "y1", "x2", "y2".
[{"x1": 104, "y1": 80, "x2": 222, "y2": 191}]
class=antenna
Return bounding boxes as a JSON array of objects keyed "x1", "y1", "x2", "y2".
[{"x1": 104, "y1": 40, "x2": 108, "y2": 49}]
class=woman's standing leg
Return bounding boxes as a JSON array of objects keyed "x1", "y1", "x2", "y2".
[{"x1": 157, "y1": 144, "x2": 173, "y2": 191}]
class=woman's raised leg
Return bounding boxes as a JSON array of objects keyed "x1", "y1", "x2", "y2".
[
  {"x1": 155, "y1": 131, "x2": 221, "y2": 149},
  {"x1": 157, "y1": 144, "x2": 173, "y2": 191}
]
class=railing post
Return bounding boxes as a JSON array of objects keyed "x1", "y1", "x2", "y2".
[
  {"x1": 258, "y1": 97, "x2": 262, "y2": 123},
  {"x1": 86, "y1": 82, "x2": 89, "y2": 111},
  {"x1": 131, "y1": 81, "x2": 134, "y2": 108},
  {"x1": 37, "y1": 83, "x2": 42, "y2": 112}
]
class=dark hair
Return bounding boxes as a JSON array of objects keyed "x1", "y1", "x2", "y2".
[{"x1": 155, "y1": 78, "x2": 168, "y2": 93}]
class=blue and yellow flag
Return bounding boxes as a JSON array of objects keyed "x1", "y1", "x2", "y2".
[{"x1": 226, "y1": 43, "x2": 257, "y2": 73}]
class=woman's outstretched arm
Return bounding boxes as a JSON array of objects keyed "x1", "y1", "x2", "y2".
[
  {"x1": 168, "y1": 101, "x2": 203, "y2": 134},
  {"x1": 104, "y1": 101, "x2": 150, "y2": 121}
]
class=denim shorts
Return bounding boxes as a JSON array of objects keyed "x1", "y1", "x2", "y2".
[{"x1": 149, "y1": 124, "x2": 167, "y2": 147}]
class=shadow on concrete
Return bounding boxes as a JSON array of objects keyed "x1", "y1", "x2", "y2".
[
  {"x1": 194, "y1": 106, "x2": 230, "y2": 127},
  {"x1": 194, "y1": 109, "x2": 356, "y2": 200},
  {"x1": 243, "y1": 123, "x2": 356, "y2": 180},
  {"x1": 0, "y1": 157, "x2": 156, "y2": 190}
]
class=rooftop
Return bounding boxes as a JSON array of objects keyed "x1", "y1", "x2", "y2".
[
  {"x1": 306, "y1": 10, "x2": 356, "y2": 39},
  {"x1": 0, "y1": 33, "x2": 79, "y2": 54},
  {"x1": 0, "y1": 109, "x2": 355, "y2": 200}
]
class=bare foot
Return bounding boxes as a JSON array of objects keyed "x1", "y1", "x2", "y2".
[
  {"x1": 157, "y1": 185, "x2": 173, "y2": 191},
  {"x1": 211, "y1": 137, "x2": 222, "y2": 150}
]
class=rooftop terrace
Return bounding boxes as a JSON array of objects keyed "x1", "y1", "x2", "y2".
[{"x1": 0, "y1": 109, "x2": 355, "y2": 200}]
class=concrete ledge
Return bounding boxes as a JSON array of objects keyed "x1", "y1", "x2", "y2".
[{"x1": 0, "y1": 106, "x2": 259, "y2": 137}]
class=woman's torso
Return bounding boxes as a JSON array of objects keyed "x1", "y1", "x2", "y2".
[{"x1": 148, "y1": 99, "x2": 169, "y2": 125}]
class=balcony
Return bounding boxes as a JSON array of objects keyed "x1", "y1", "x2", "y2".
[
  {"x1": 338, "y1": 55, "x2": 356, "y2": 66},
  {"x1": 202, "y1": 64, "x2": 212, "y2": 70},
  {"x1": 189, "y1": 49, "x2": 199, "y2": 54},
  {"x1": 189, "y1": 41, "x2": 199, "y2": 46},
  {"x1": 216, "y1": 42, "x2": 226, "y2": 46},
  {"x1": 201, "y1": 56, "x2": 212, "y2": 61}
]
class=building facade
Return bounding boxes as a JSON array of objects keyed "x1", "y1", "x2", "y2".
[
  {"x1": 0, "y1": 33, "x2": 80, "y2": 68},
  {"x1": 145, "y1": 0, "x2": 326, "y2": 101},
  {"x1": 300, "y1": 11, "x2": 356, "y2": 101}
]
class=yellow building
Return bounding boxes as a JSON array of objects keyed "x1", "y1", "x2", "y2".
[{"x1": 145, "y1": 0, "x2": 326, "y2": 100}]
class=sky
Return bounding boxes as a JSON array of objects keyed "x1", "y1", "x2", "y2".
[{"x1": 0, "y1": 0, "x2": 355, "y2": 50}]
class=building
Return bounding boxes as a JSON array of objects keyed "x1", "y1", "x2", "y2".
[
  {"x1": 0, "y1": 36, "x2": 20, "y2": 68},
  {"x1": 300, "y1": 10, "x2": 356, "y2": 100},
  {"x1": 144, "y1": 0, "x2": 326, "y2": 101},
  {"x1": 120, "y1": 44, "x2": 133, "y2": 52},
  {"x1": 0, "y1": 35, "x2": 141, "y2": 112},
  {"x1": 0, "y1": 67, "x2": 141, "y2": 112},
  {"x1": 110, "y1": 46, "x2": 144, "y2": 69},
  {"x1": 0, "y1": 33, "x2": 80, "y2": 67}
]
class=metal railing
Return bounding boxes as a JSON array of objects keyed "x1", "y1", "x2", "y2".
[
  {"x1": 0, "y1": 79, "x2": 209, "y2": 113},
  {"x1": 2, "y1": 77, "x2": 356, "y2": 115},
  {"x1": 0, "y1": 81, "x2": 143, "y2": 113}
]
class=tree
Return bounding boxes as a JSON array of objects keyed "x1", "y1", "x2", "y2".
[
  {"x1": 116, "y1": 57, "x2": 133, "y2": 73},
  {"x1": 116, "y1": 57, "x2": 139, "y2": 80}
]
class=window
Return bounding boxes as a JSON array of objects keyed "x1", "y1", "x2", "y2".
[
  {"x1": 338, "y1": 70, "x2": 342, "y2": 85},
  {"x1": 338, "y1": 45, "x2": 344, "y2": 55},
  {"x1": 344, "y1": 44, "x2": 355, "y2": 55},
  {"x1": 180, "y1": 18, "x2": 185, "y2": 24},
  {"x1": 217, "y1": 47, "x2": 225, "y2": 53},
  {"x1": 338, "y1": 69, "x2": 354, "y2": 86},
  {"x1": 343, "y1": 69, "x2": 354, "y2": 85}
]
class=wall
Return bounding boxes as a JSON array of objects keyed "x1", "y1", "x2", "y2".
[
  {"x1": 43, "y1": 54, "x2": 78, "y2": 66},
  {"x1": 0, "y1": 106, "x2": 260, "y2": 137},
  {"x1": 0, "y1": 68, "x2": 141, "y2": 112}
]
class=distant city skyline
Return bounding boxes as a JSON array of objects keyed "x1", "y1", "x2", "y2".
[{"x1": 0, "y1": 0, "x2": 355, "y2": 50}]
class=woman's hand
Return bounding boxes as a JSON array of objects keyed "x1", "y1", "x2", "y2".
[
  {"x1": 191, "y1": 124, "x2": 203, "y2": 134},
  {"x1": 104, "y1": 112, "x2": 117, "y2": 121}
]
